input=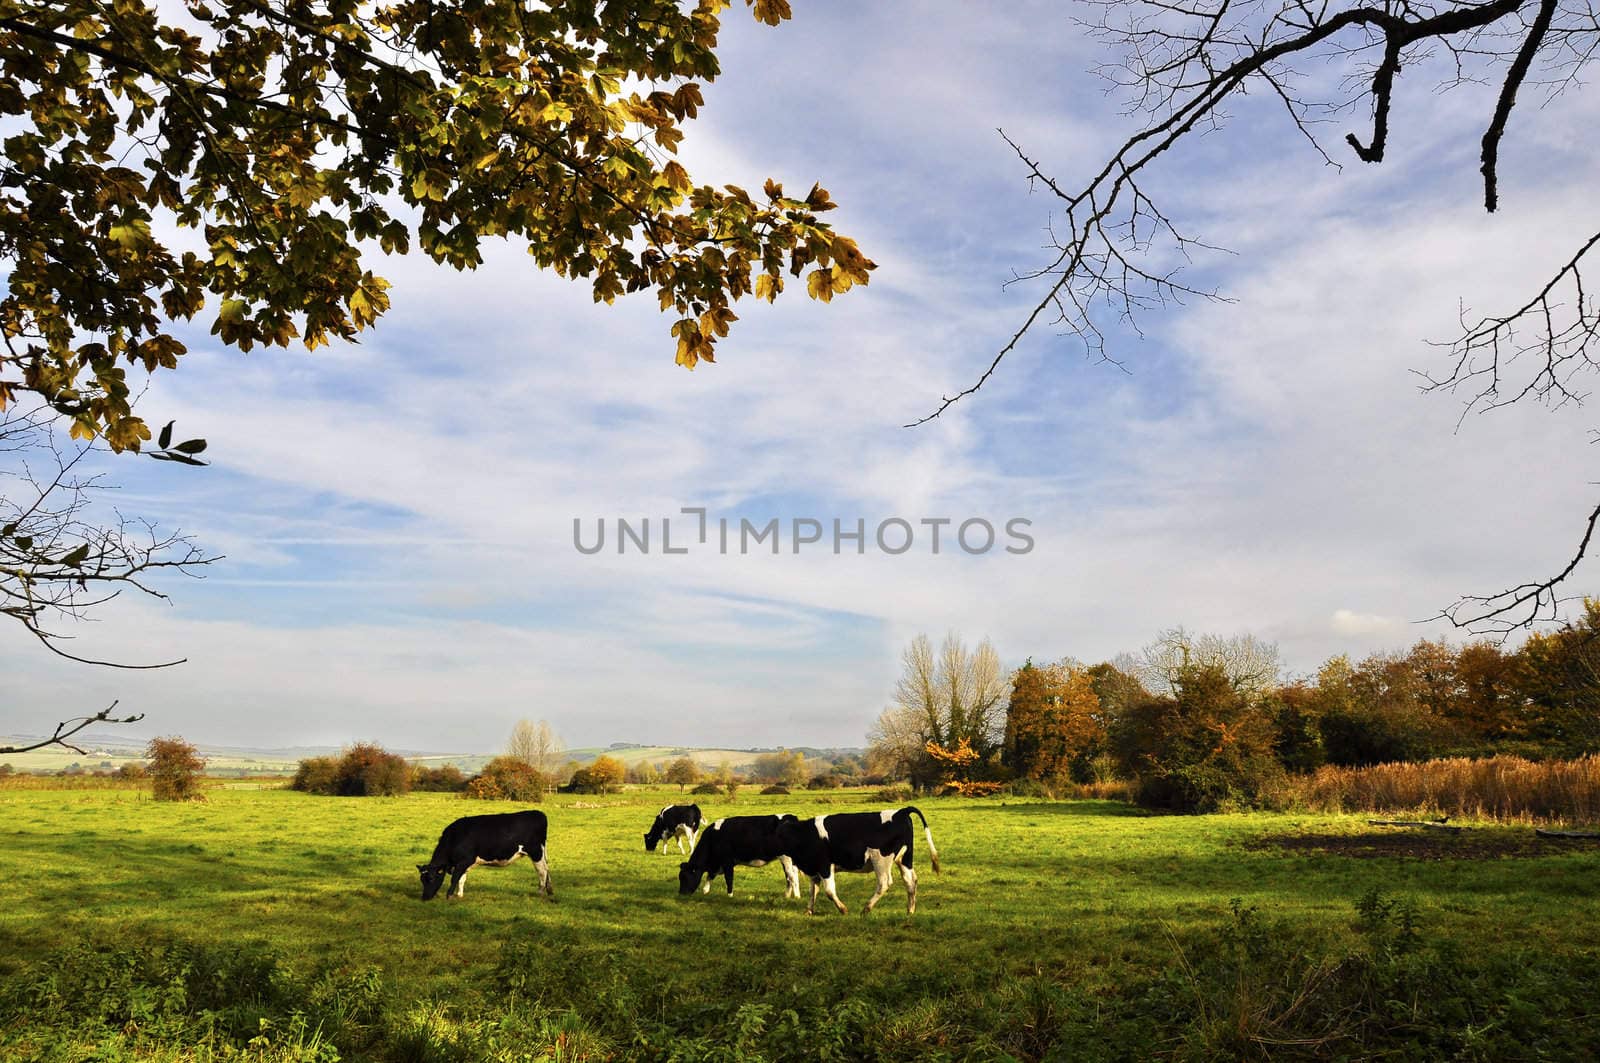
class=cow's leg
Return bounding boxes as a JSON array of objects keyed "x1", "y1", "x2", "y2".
[
  {"x1": 675, "y1": 826, "x2": 690, "y2": 856},
  {"x1": 535, "y1": 850, "x2": 554, "y2": 899},
  {"x1": 723, "y1": 866, "x2": 735, "y2": 895},
  {"x1": 449, "y1": 866, "x2": 469, "y2": 899},
  {"x1": 779, "y1": 855, "x2": 801, "y2": 899},
  {"x1": 863, "y1": 850, "x2": 894, "y2": 915},
  {"x1": 701, "y1": 872, "x2": 712, "y2": 895},
  {"x1": 821, "y1": 868, "x2": 847, "y2": 915},
  {"x1": 806, "y1": 876, "x2": 821, "y2": 915},
  {"x1": 902, "y1": 863, "x2": 919, "y2": 914}
]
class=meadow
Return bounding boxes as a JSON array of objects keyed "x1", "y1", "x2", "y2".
[{"x1": 4, "y1": 786, "x2": 1600, "y2": 1061}]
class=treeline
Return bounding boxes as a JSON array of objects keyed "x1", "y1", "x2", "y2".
[
  {"x1": 869, "y1": 606, "x2": 1600, "y2": 812},
  {"x1": 289, "y1": 743, "x2": 881, "y2": 801}
]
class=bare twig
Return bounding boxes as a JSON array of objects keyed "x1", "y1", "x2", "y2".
[{"x1": 0, "y1": 700, "x2": 144, "y2": 755}]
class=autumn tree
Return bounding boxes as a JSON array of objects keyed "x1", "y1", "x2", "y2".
[
  {"x1": 868, "y1": 633, "x2": 1008, "y2": 789},
  {"x1": 1516, "y1": 601, "x2": 1600, "y2": 754},
  {"x1": 146, "y1": 735, "x2": 205, "y2": 801},
  {"x1": 1002, "y1": 659, "x2": 1105, "y2": 783},
  {"x1": 0, "y1": 0, "x2": 871, "y2": 458},
  {"x1": 569, "y1": 754, "x2": 625, "y2": 794},
  {"x1": 913, "y1": 0, "x2": 1600, "y2": 629},
  {"x1": 665, "y1": 756, "x2": 701, "y2": 792},
  {"x1": 1109, "y1": 663, "x2": 1284, "y2": 812}
]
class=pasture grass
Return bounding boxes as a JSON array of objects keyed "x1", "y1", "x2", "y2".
[{"x1": 4, "y1": 786, "x2": 1600, "y2": 1059}]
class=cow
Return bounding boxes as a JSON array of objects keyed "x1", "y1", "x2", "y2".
[
  {"x1": 645, "y1": 803, "x2": 703, "y2": 855},
  {"x1": 416, "y1": 809, "x2": 554, "y2": 901},
  {"x1": 677, "y1": 814, "x2": 801, "y2": 899},
  {"x1": 777, "y1": 807, "x2": 939, "y2": 915}
]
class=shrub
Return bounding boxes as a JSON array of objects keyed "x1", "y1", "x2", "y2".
[
  {"x1": 568, "y1": 755, "x2": 626, "y2": 794},
  {"x1": 806, "y1": 774, "x2": 842, "y2": 789},
  {"x1": 146, "y1": 736, "x2": 206, "y2": 801},
  {"x1": 464, "y1": 757, "x2": 544, "y2": 801},
  {"x1": 334, "y1": 742, "x2": 412, "y2": 796},
  {"x1": 691, "y1": 782, "x2": 723, "y2": 795},
  {"x1": 760, "y1": 784, "x2": 790, "y2": 795},
  {"x1": 292, "y1": 744, "x2": 411, "y2": 796},
  {"x1": 116, "y1": 762, "x2": 147, "y2": 779},
  {"x1": 411, "y1": 763, "x2": 467, "y2": 792},
  {"x1": 291, "y1": 755, "x2": 339, "y2": 794},
  {"x1": 940, "y1": 780, "x2": 1004, "y2": 798},
  {"x1": 875, "y1": 784, "x2": 912, "y2": 802}
]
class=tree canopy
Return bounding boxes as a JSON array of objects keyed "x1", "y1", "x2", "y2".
[{"x1": 0, "y1": 0, "x2": 872, "y2": 452}]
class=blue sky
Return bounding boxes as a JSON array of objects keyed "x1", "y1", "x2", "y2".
[{"x1": 4, "y1": 2, "x2": 1599, "y2": 753}]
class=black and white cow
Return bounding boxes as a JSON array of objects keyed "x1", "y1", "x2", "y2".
[
  {"x1": 777, "y1": 807, "x2": 939, "y2": 915},
  {"x1": 416, "y1": 809, "x2": 553, "y2": 901},
  {"x1": 644, "y1": 803, "x2": 703, "y2": 855},
  {"x1": 677, "y1": 814, "x2": 801, "y2": 898}
]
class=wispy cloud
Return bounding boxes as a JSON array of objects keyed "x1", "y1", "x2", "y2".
[{"x1": 5, "y1": 5, "x2": 1597, "y2": 753}]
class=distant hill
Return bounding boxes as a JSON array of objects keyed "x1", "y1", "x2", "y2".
[{"x1": 0, "y1": 733, "x2": 863, "y2": 776}]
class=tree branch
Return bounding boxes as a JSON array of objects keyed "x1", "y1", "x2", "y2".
[{"x1": 0, "y1": 700, "x2": 144, "y2": 755}]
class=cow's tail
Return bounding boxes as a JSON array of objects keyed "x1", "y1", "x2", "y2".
[{"x1": 903, "y1": 806, "x2": 940, "y2": 874}]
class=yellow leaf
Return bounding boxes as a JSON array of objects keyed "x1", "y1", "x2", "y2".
[
  {"x1": 806, "y1": 268, "x2": 833, "y2": 303},
  {"x1": 752, "y1": 0, "x2": 792, "y2": 26}
]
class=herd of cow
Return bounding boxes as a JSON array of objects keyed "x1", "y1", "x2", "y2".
[{"x1": 415, "y1": 803, "x2": 940, "y2": 916}]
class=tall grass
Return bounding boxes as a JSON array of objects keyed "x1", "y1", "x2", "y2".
[{"x1": 1292, "y1": 754, "x2": 1600, "y2": 823}]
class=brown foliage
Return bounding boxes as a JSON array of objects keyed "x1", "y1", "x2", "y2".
[
  {"x1": 290, "y1": 743, "x2": 411, "y2": 796},
  {"x1": 146, "y1": 736, "x2": 206, "y2": 802},
  {"x1": 1292, "y1": 755, "x2": 1600, "y2": 824},
  {"x1": 1003, "y1": 660, "x2": 1105, "y2": 783},
  {"x1": 463, "y1": 756, "x2": 545, "y2": 801}
]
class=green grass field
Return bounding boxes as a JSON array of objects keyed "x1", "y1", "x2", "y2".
[{"x1": 4, "y1": 786, "x2": 1600, "y2": 1060}]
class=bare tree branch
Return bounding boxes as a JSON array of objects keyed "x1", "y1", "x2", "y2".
[
  {"x1": 910, "y1": 0, "x2": 1600, "y2": 632},
  {"x1": 0, "y1": 699, "x2": 144, "y2": 755}
]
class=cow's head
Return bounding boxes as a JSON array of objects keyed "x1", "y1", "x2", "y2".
[
  {"x1": 417, "y1": 862, "x2": 447, "y2": 900},
  {"x1": 677, "y1": 861, "x2": 704, "y2": 895},
  {"x1": 644, "y1": 823, "x2": 663, "y2": 851}
]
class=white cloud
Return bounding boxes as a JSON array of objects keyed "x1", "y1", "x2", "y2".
[{"x1": 5, "y1": 4, "x2": 1597, "y2": 752}]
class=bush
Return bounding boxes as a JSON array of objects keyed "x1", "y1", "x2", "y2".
[
  {"x1": 806, "y1": 774, "x2": 842, "y2": 789},
  {"x1": 334, "y1": 743, "x2": 412, "y2": 796},
  {"x1": 691, "y1": 782, "x2": 723, "y2": 795},
  {"x1": 463, "y1": 757, "x2": 545, "y2": 801},
  {"x1": 117, "y1": 761, "x2": 147, "y2": 780},
  {"x1": 568, "y1": 755, "x2": 626, "y2": 794},
  {"x1": 760, "y1": 784, "x2": 790, "y2": 795},
  {"x1": 147, "y1": 736, "x2": 206, "y2": 801},
  {"x1": 411, "y1": 763, "x2": 467, "y2": 792},
  {"x1": 291, "y1": 755, "x2": 340, "y2": 794},
  {"x1": 291, "y1": 744, "x2": 411, "y2": 796},
  {"x1": 875, "y1": 784, "x2": 912, "y2": 802}
]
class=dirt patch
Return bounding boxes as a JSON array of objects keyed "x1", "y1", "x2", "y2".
[{"x1": 1249, "y1": 830, "x2": 1595, "y2": 860}]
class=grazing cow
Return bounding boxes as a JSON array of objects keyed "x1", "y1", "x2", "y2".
[
  {"x1": 645, "y1": 803, "x2": 703, "y2": 855},
  {"x1": 677, "y1": 815, "x2": 801, "y2": 898},
  {"x1": 778, "y1": 807, "x2": 939, "y2": 915},
  {"x1": 416, "y1": 809, "x2": 553, "y2": 901}
]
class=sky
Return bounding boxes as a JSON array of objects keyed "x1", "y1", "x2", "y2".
[{"x1": 4, "y1": 1, "x2": 1599, "y2": 753}]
